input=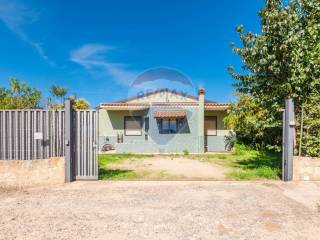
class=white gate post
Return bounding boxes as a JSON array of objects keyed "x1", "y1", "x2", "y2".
[
  {"x1": 65, "y1": 100, "x2": 74, "y2": 182},
  {"x1": 283, "y1": 98, "x2": 295, "y2": 181}
]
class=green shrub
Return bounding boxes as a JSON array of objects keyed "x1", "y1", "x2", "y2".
[
  {"x1": 183, "y1": 149, "x2": 189, "y2": 155},
  {"x1": 224, "y1": 131, "x2": 236, "y2": 151}
]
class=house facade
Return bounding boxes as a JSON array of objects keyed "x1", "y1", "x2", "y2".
[{"x1": 98, "y1": 88, "x2": 231, "y2": 153}]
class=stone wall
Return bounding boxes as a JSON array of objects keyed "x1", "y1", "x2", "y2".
[
  {"x1": 0, "y1": 157, "x2": 65, "y2": 188},
  {"x1": 293, "y1": 156, "x2": 320, "y2": 181}
]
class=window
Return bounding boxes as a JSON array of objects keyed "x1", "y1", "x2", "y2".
[
  {"x1": 124, "y1": 116, "x2": 142, "y2": 136},
  {"x1": 204, "y1": 116, "x2": 217, "y2": 136},
  {"x1": 161, "y1": 118, "x2": 177, "y2": 133}
]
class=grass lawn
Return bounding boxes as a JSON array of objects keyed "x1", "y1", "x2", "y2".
[
  {"x1": 189, "y1": 145, "x2": 282, "y2": 180},
  {"x1": 99, "y1": 154, "x2": 154, "y2": 180},
  {"x1": 98, "y1": 145, "x2": 281, "y2": 180}
]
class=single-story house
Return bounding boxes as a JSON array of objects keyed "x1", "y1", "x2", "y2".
[{"x1": 97, "y1": 88, "x2": 232, "y2": 153}]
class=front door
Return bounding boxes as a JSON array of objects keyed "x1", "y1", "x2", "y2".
[{"x1": 204, "y1": 116, "x2": 217, "y2": 152}]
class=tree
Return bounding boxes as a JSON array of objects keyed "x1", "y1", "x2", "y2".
[
  {"x1": 49, "y1": 88, "x2": 90, "y2": 110},
  {"x1": 224, "y1": 94, "x2": 282, "y2": 151},
  {"x1": 73, "y1": 98, "x2": 90, "y2": 110},
  {"x1": 66, "y1": 95, "x2": 90, "y2": 110},
  {"x1": 0, "y1": 87, "x2": 9, "y2": 108},
  {"x1": 229, "y1": 0, "x2": 320, "y2": 156},
  {"x1": 0, "y1": 78, "x2": 41, "y2": 109},
  {"x1": 299, "y1": 92, "x2": 320, "y2": 156},
  {"x1": 50, "y1": 85, "x2": 68, "y2": 104},
  {"x1": 0, "y1": 79, "x2": 91, "y2": 111}
]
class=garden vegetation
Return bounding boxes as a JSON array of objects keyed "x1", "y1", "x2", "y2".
[
  {"x1": 0, "y1": 78, "x2": 90, "y2": 110},
  {"x1": 226, "y1": 0, "x2": 320, "y2": 157}
]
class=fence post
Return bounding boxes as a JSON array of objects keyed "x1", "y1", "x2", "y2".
[
  {"x1": 283, "y1": 98, "x2": 295, "y2": 181},
  {"x1": 65, "y1": 100, "x2": 74, "y2": 182},
  {"x1": 282, "y1": 110, "x2": 285, "y2": 181},
  {"x1": 298, "y1": 102, "x2": 304, "y2": 156}
]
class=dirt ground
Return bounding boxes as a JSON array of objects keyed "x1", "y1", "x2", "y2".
[
  {"x1": 1, "y1": 181, "x2": 320, "y2": 240},
  {"x1": 108, "y1": 156, "x2": 230, "y2": 179}
]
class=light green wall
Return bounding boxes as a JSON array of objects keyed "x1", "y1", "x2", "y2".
[
  {"x1": 98, "y1": 108, "x2": 232, "y2": 153},
  {"x1": 115, "y1": 106, "x2": 201, "y2": 153},
  {"x1": 99, "y1": 109, "x2": 146, "y2": 136},
  {"x1": 98, "y1": 109, "x2": 147, "y2": 149}
]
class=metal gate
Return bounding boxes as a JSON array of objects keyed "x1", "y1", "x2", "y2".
[
  {"x1": 0, "y1": 110, "x2": 65, "y2": 160},
  {"x1": 0, "y1": 102, "x2": 99, "y2": 182},
  {"x1": 73, "y1": 110, "x2": 98, "y2": 180}
]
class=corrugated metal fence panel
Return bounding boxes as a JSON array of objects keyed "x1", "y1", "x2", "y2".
[
  {"x1": 0, "y1": 110, "x2": 65, "y2": 160},
  {"x1": 74, "y1": 110, "x2": 98, "y2": 180}
]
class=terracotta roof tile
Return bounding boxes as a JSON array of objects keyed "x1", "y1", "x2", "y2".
[{"x1": 99, "y1": 102, "x2": 231, "y2": 110}]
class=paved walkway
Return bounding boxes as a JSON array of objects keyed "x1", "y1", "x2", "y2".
[{"x1": 1, "y1": 181, "x2": 320, "y2": 239}]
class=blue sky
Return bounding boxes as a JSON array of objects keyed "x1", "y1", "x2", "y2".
[{"x1": 0, "y1": 0, "x2": 263, "y2": 107}]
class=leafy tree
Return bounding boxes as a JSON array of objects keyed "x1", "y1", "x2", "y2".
[
  {"x1": 73, "y1": 98, "x2": 90, "y2": 110},
  {"x1": 66, "y1": 95, "x2": 89, "y2": 110},
  {"x1": 299, "y1": 92, "x2": 320, "y2": 157},
  {"x1": 0, "y1": 78, "x2": 41, "y2": 109},
  {"x1": 228, "y1": 0, "x2": 320, "y2": 156},
  {"x1": 49, "y1": 88, "x2": 90, "y2": 110},
  {"x1": 67, "y1": 95, "x2": 90, "y2": 110},
  {"x1": 0, "y1": 79, "x2": 91, "y2": 111},
  {"x1": 0, "y1": 87, "x2": 9, "y2": 107},
  {"x1": 50, "y1": 85, "x2": 68, "y2": 104},
  {"x1": 224, "y1": 94, "x2": 282, "y2": 151}
]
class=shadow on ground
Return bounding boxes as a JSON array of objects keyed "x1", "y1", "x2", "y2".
[
  {"x1": 232, "y1": 150, "x2": 282, "y2": 179},
  {"x1": 99, "y1": 168, "x2": 134, "y2": 180}
]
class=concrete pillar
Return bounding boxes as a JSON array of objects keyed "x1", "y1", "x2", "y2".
[
  {"x1": 283, "y1": 98, "x2": 295, "y2": 181},
  {"x1": 198, "y1": 88, "x2": 205, "y2": 153},
  {"x1": 65, "y1": 100, "x2": 74, "y2": 182}
]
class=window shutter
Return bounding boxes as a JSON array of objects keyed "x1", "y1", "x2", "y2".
[
  {"x1": 125, "y1": 116, "x2": 142, "y2": 136},
  {"x1": 205, "y1": 116, "x2": 217, "y2": 136}
]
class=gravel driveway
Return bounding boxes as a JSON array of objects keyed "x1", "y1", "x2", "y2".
[{"x1": 1, "y1": 181, "x2": 320, "y2": 240}]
